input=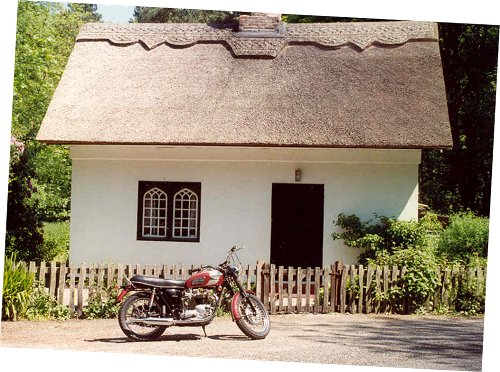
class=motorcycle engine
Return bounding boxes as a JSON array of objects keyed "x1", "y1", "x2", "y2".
[{"x1": 180, "y1": 289, "x2": 217, "y2": 320}]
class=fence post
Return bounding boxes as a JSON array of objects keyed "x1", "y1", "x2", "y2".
[
  {"x1": 269, "y1": 264, "x2": 276, "y2": 315},
  {"x1": 287, "y1": 266, "x2": 294, "y2": 313},
  {"x1": 39, "y1": 261, "x2": 47, "y2": 287},
  {"x1": 313, "y1": 267, "x2": 321, "y2": 314},
  {"x1": 340, "y1": 265, "x2": 348, "y2": 313},
  {"x1": 278, "y1": 266, "x2": 284, "y2": 313},
  {"x1": 390, "y1": 266, "x2": 398, "y2": 313},
  {"x1": 358, "y1": 264, "x2": 364, "y2": 314},
  {"x1": 57, "y1": 262, "x2": 67, "y2": 305},
  {"x1": 365, "y1": 265, "x2": 373, "y2": 314},
  {"x1": 330, "y1": 263, "x2": 337, "y2": 312},
  {"x1": 256, "y1": 260, "x2": 264, "y2": 303},
  {"x1": 77, "y1": 263, "x2": 86, "y2": 318},
  {"x1": 333, "y1": 261, "x2": 343, "y2": 313},
  {"x1": 322, "y1": 265, "x2": 330, "y2": 313},
  {"x1": 49, "y1": 262, "x2": 57, "y2": 298},
  {"x1": 305, "y1": 267, "x2": 311, "y2": 312},
  {"x1": 263, "y1": 263, "x2": 270, "y2": 311},
  {"x1": 375, "y1": 266, "x2": 382, "y2": 314}
]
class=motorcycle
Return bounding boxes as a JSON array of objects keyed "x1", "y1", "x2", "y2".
[{"x1": 116, "y1": 246, "x2": 270, "y2": 340}]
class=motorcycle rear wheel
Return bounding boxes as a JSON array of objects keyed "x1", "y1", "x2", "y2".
[
  {"x1": 234, "y1": 293, "x2": 270, "y2": 340},
  {"x1": 118, "y1": 292, "x2": 167, "y2": 341}
]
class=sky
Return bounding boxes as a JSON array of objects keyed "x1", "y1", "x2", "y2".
[{"x1": 96, "y1": 4, "x2": 136, "y2": 23}]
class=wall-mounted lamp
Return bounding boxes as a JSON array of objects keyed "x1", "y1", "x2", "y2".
[{"x1": 295, "y1": 169, "x2": 302, "y2": 182}]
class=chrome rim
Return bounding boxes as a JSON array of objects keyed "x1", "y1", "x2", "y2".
[
  {"x1": 239, "y1": 297, "x2": 269, "y2": 333},
  {"x1": 124, "y1": 297, "x2": 163, "y2": 336}
]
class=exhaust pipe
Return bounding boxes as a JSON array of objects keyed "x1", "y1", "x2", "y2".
[
  {"x1": 127, "y1": 316, "x2": 213, "y2": 327},
  {"x1": 127, "y1": 317, "x2": 174, "y2": 326}
]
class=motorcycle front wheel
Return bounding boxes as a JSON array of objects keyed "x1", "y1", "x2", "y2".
[
  {"x1": 118, "y1": 292, "x2": 167, "y2": 341},
  {"x1": 233, "y1": 293, "x2": 270, "y2": 339}
]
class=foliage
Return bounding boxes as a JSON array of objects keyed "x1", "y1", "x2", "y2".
[
  {"x1": 454, "y1": 270, "x2": 485, "y2": 315},
  {"x1": 420, "y1": 24, "x2": 498, "y2": 217},
  {"x1": 133, "y1": 6, "x2": 237, "y2": 23},
  {"x1": 283, "y1": 14, "x2": 385, "y2": 23},
  {"x1": 5, "y1": 141, "x2": 44, "y2": 261},
  {"x1": 332, "y1": 212, "x2": 443, "y2": 262},
  {"x1": 2, "y1": 255, "x2": 34, "y2": 321},
  {"x1": 8, "y1": 1, "x2": 101, "y2": 259},
  {"x1": 378, "y1": 247, "x2": 441, "y2": 313},
  {"x1": 30, "y1": 145, "x2": 72, "y2": 221},
  {"x1": 437, "y1": 212, "x2": 489, "y2": 265},
  {"x1": 40, "y1": 221, "x2": 70, "y2": 262},
  {"x1": 25, "y1": 281, "x2": 70, "y2": 320},
  {"x1": 332, "y1": 212, "x2": 487, "y2": 313},
  {"x1": 82, "y1": 286, "x2": 119, "y2": 319}
]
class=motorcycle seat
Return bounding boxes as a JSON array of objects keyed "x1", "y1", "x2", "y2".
[{"x1": 130, "y1": 275, "x2": 186, "y2": 289}]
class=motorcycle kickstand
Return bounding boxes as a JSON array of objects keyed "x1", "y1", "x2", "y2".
[{"x1": 201, "y1": 325, "x2": 207, "y2": 338}]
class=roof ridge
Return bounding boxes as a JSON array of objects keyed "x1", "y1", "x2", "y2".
[{"x1": 77, "y1": 20, "x2": 438, "y2": 57}]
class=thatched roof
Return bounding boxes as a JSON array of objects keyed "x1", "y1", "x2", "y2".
[{"x1": 36, "y1": 20, "x2": 452, "y2": 149}]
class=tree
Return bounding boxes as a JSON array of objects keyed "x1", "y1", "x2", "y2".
[
  {"x1": 5, "y1": 139, "x2": 43, "y2": 262},
  {"x1": 420, "y1": 24, "x2": 498, "y2": 216},
  {"x1": 132, "y1": 6, "x2": 237, "y2": 23},
  {"x1": 7, "y1": 1, "x2": 101, "y2": 259}
]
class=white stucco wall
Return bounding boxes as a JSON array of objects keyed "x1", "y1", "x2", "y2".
[{"x1": 69, "y1": 146, "x2": 420, "y2": 266}]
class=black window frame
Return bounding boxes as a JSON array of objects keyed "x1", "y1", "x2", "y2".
[{"x1": 137, "y1": 181, "x2": 201, "y2": 242}]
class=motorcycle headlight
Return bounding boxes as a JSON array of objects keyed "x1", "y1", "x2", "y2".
[{"x1": 229, "y1": 266, "x2": 240, "y2": 276}]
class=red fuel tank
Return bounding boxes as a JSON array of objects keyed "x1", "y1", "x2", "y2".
[{"x1": 185, "y1": 268, "x2": 224, "y2": 289}]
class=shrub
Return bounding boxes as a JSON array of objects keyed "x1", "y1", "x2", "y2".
[
  {"x1": 437, "y1": 211, "x2": 489, "y2": 264},
  {"x1": 82, "y1": 286, "x2": 119, "y2": 319},
  {"x1": 40, "y1": 220, "x2": 70, "y2": 262},
  {"x1": 25, "y1": 281, "x2": 70, "y2": 320},
  {"x1": 2, "y1": 255, "x2": 34, "y2": 320},
  {"x1": 333, "y1": 213, "x2": 443, "y2": 313},
  {"x1": 454, "y1": 271, "x2": 485, "y2": 315},
  {"x1": 332, "y1": 212, "x2": 443, "y2": 263}
]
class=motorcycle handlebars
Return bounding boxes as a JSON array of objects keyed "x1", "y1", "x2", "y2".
[{"x1": 188, "y1": 247, "x2": 244, "y2": 274}]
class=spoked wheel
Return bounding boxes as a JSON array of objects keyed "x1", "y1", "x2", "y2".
[
  {"x1": 118, "y1": 292, "x2": 167, "y2": 341},
  {"x1": 233, "y1": 293, "x2": 270, "y2": 339}
]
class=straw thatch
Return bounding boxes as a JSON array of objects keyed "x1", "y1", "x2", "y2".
[{"x1": 36, "y1": 21, "x2": 452, "y2": 149}]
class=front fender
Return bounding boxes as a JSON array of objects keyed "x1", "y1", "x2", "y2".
[{"x1": 231, "y1": 290, "x2": 255, "y2": 320}]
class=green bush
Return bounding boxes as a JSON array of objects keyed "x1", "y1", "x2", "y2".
[
  {"x1": 454, "y1": 272, "x2": 485, "y2": 315},
  {"x1": 332, "y1": 212, "x2": 443, "y2": 263},
  {"x1": 40, "y1": 220, "x2": 70, "y2": 262},
  {"x1": 382, "y1": 247, "x2": 441, "y2": 313},
  {"x1": 2, "y1": 255, "x2": 34, "y2": 320},
  {"x1": 437, "y1": 211, "x2": 489, "y2": 264},
  {"x1": 82, "y1": 286, "x2": 119, "y2": 319},
  {"x1": 25, "y1": 281, "x2": 70, "y2": 320},
  {"x1": 331, "y1": 212, "x2": 486, "y2": 314}
]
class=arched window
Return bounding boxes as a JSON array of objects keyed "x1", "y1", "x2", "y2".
[
  {"x1": 137, "y1": 181, "x2": 201, "y2": 242},
  {"x1": 173, "y1": 188, "x2": 198, "y2": 239},
  {"x1": 142, "y1": 187, "x2": 167, "y2": 237}
]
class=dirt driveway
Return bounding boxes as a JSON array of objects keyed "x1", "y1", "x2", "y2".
[{"x1": 0, "y1": 313, "x2": 483, "y2": 370}]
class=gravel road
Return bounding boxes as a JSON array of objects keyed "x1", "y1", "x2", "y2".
[{"x1": 0, "y1": 313, "x2": 484, "y2": 371}]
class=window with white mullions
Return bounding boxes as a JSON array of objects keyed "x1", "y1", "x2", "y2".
[
  {"x1": 142, "y1": 187, "x2": 167, "y2": 237},
  {"x1": 173, "y1": 188, "x2": 198, "y2": 238},
  {"x1": 137, "y1": 181, "x2": 201, "y2": 242}
]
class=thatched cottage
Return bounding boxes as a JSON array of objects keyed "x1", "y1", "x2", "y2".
[{"x1": 37, "y1": 13, "x2": 452, "y2": 266}]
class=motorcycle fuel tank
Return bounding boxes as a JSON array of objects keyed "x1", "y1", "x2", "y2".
[{"x1": 185, "y1": 269, "x2": 224, "y2": 289}]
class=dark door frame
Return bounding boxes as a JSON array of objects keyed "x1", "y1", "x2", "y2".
[{"x1": 270, "y1": 183, "x2": 324, "y2": 268}]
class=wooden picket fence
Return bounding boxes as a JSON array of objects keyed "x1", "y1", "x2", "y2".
[{"x1": 25, "y1": 261, "x2": 486, "y2": 316}]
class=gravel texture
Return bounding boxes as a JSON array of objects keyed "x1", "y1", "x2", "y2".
[{"x1": 0, "y1": 313, "x2": 483, "y2": 370}]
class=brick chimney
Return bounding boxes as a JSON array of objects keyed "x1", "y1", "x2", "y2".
[{"x1": 238, "y1": 13, "x2": 283, "y2": 34}]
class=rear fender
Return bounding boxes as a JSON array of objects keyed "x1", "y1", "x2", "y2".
[{"x1": 115, "y1": 285, "x2": 134, "y2": 304}]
